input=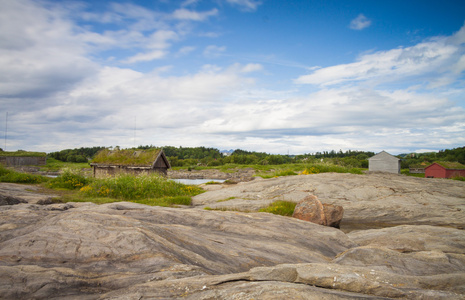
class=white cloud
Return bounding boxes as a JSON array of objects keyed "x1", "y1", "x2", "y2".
[
  {"x1": 349, "y1": 14, "x2": 371, "y2": 30},
  {"x1": 1, "y1": 1, "x2": 464, "y2": 155},
  {"x1": 203, "y1": 45, "x2": 226, "y2": 57},
  {"x1": 225, "y1": 0, "x2": 262, "y2": 12},
  {"x1": 295, "y1": 26, "x2": 464, "y2": 87},
  {"x1": 177, "y1": 46, "x2": 196, "y2": 56},
  {"x1": 0, "y1": 0, "x2": 97, "y2": 98},
  {"x1": 172, "y1": 8, "x2": 218, "y2": 21},
  {"x1": 123, "y1": 50, "x2": 168, "y2": 63},
  {"x1": 240, "y1": 63, "x2": 263, "y2": 73}
]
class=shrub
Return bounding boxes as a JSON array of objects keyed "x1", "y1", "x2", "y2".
[
  {"x1": 259, "y1": 200, "x2": 296, "y2": 216},
  {"x1": 452, "y1": 176, "x2": 465, "y2": 181},
  {"x1": 79, "y1": 174, "x2": 204, "y2": 202},
  {"x1": 0, "y1": 165, "x2": 49, "y2": 184},
  {"x1": 47, "y1": 169, "x2": 89, "y2": 189}
]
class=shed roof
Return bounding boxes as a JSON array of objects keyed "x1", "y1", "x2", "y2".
[
  {"x1": 368, "y1": 151, "x2": 400, "y2": 161},
  {"x1": 427, "y1": 161, "x2": 465, "y2": 170},
  {"x1": 0, "y1": 151, "x2": 46, "y2": 157},
  {"x1": 91, "y1": 148, "x2": 169, "y2": 167}
]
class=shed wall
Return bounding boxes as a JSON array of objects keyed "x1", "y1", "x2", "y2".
[
  {"x1": 0, "y1": 156, "x2": 46, "y2": 166},
  {"x1": 445, "y1": 169, "x2": 465, "y2": 178},
  {"x1": 425, "y1": 164, "x2": 446, "y2": 178},
  {"x1": 368, "y1": 159, "x2": 400, "y2": 173},
  {"x1": 93, "y1": 166, "x2": 167, "y2": 178}
]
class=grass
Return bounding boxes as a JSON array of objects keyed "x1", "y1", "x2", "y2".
[
  {"x1": 259, "y1": 169, "x2": 298, "y2": 179},
  {"x1": 258, "y1": 200, "x2": 297, "y2": 216},
  {"x1": 0, "y1": 151, "x2": 46, "y2": 157},
  {"x1": 42, "y1": 174, "x2": 204, "y2": 207},
  {"x1": 0, "y1": 163, "x2": 204, "y2": 208},
  {"x1": 0, "y1": 164, "x2": 49, "y2": 184},
  {"x1": 92, "y1": 148, "x2": 161, "y2": 166},
  {"x1": 46, "y1": 169, "x2": 89, "y2": 189},
  {"x1": 173, "y1": 162, "x2": 365, "y2": 179},
  {"x1": 452, "y1": 176, "x2": 465, "y2": 181},
  {"x1": 40, "y1": 158, "x2": 90, "y2": 172},
  {"x1": 78, "y1": 174, "x2": 204, "y2": 206},
  {"x1": 216, "y1": 197, "x2": 236, "y2": 202},
  {"x1": 255, "y1": 163, "x2": 364, "y2": 178},
  {"x1": 401, "y1": 169, "x2": 425, "y2": 177}
]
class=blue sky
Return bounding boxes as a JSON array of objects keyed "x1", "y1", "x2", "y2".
[{"x1": 1, "y1": 0, "x2": 464, "y2": 154}]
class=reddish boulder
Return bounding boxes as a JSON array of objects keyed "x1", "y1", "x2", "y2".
[{"x1": 292, "y1": 195, "x2": 344, "y2": 228}]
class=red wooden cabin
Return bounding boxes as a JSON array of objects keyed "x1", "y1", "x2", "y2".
[{"x1": 424, "y1": 162, "x2": 465, "y2": 178}]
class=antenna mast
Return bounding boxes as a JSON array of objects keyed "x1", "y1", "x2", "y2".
[{"x1": 4, "y1": 112, "x2": 7, "y2": 151}]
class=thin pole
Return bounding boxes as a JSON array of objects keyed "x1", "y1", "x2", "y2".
[
  {"x1": 134, "y1": 116, "x2": 136, "y2": 148},
  {"x1": 4, "y1": 112, "x2": 7, "y2": 151}
]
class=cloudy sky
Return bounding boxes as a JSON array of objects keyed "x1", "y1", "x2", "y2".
[{"x1": 1, "y1": 0, "x2": 464, "y2": 155}]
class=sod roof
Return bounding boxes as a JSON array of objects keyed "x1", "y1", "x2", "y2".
[
  {"x1": 0, "y1": 151, "x2": 46, "y2": 157},
  {"x1": 92, "y1": 148, "x2": 163, "y2": 167},
  {"x1": 432, "y1": 161, "x2": 465, "y2": 169}
]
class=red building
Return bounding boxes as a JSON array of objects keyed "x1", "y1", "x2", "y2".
[{"x1": 425, "y1": 162, "x2": 465, "y2": 178}]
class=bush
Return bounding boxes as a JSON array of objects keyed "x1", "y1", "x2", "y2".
[
  {"x1": 47, "y1": 169, "x2": 89, "y2": 189},
  {"x1": 0, "y1": 165, "x2": 49, "y2": 184},
  {"x1": 259, "y1": 200, "x2": 296, "y2": 216},
  {"x1": 79, "y1": 174, "x2": 204, "y2": 203}
]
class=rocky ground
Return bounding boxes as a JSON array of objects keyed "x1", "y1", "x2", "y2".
[{"x1": 0, "y1": 172, "x2": 464, "y2": 299}]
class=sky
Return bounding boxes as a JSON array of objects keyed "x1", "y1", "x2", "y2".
[{"x1": 1, "y1": 0, "x2": 465, "y2": 155}]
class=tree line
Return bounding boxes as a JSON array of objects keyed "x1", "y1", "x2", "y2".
[{"x1": 47, "y1": 145, "x2": 465, "y2": 168}]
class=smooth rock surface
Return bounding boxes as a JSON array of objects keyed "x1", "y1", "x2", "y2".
[
  {"x1": 1, "y1": 172, "x2": 464, "y2": 299},
  {"x1": 193, "y1": 172, "x2": 465, "y2": 230}
]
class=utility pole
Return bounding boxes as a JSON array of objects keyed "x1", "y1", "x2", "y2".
[{"x1": 4, "y1": 112, "x2": 7, "y2": 151}]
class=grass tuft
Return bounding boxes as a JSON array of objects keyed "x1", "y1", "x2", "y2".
[{"x1": 259, "y1": 200, "x2": 296, "y2": 216}]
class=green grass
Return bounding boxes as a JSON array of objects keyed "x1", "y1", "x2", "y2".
[
  {"x1": 258, "y1": 200, "x2": 297, "y2": 216},
  {"x1": 255, "y1": 163, "x2": 364, "y2": 178},
  {"x1": 0, "y1": 151, "x2": 46, "y2": 157},
  {"x1": 452, "y1": 176, "x2": 465, "y2": 181},
  {"x1": 401, "y1": 169, "x2": 425, "y2": 177},
  {"x1": 92, "y1": 148, "x2": 161, "y2": 166},
  {"x1": 46, "y1": 169, "x2": 89, "y2": 189},
  {"x1": 216, "y1": 197, "x2": 236, "y2": 202},
  {"x1": 173, "y1": 162, "x2": 364, "y2": 179},
  {"x1": 259, "y1": 169, "x2": 298, "y2": 179},
  {"x1": 79, "y1": 174, "x2": 204, "y2": 204},
  {"x1": 0, "y1": 164, "x2": 49, "y2": 184},
  {"x1": 45, "y1": 173, "x2": 204, "y2": 207},
  {"x1": 40, "y1": 158, "x2": 90, "y2": 172}
]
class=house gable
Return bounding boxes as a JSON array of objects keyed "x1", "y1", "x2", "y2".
[{"x1": 368, "y1": 151, "x2": 400, "y2": 174}]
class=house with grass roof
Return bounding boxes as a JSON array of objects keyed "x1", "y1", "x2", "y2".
[
  {"x1": 90, "y1": 148, "x2": 171, "y2": 178},
  {"x1": 0, "y1": 151, "x2": 46, "y2": 166},
  {"x1": 424, "y1": 162, "x2": 465, "y2": 178}
]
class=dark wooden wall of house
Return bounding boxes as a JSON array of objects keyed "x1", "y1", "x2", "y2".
[
  {"x1": 93, "y1": 166, "x2": 168, "y2": 178},
  {"x1": 0, "y1": 156, "x2": 46, "y2": 166}
]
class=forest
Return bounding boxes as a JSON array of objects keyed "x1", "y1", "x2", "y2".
[{"x1": 46, "y1": 145, "x2": 465, "y2": 169}]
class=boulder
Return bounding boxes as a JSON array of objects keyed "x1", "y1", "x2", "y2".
[{"x1": 292, "y1": 195, "x2": 344, "y2": 228}]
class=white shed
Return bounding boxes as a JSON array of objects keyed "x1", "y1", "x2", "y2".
[{"x1": 368, "y1": 151, "x2": 400, "y2": 174}]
